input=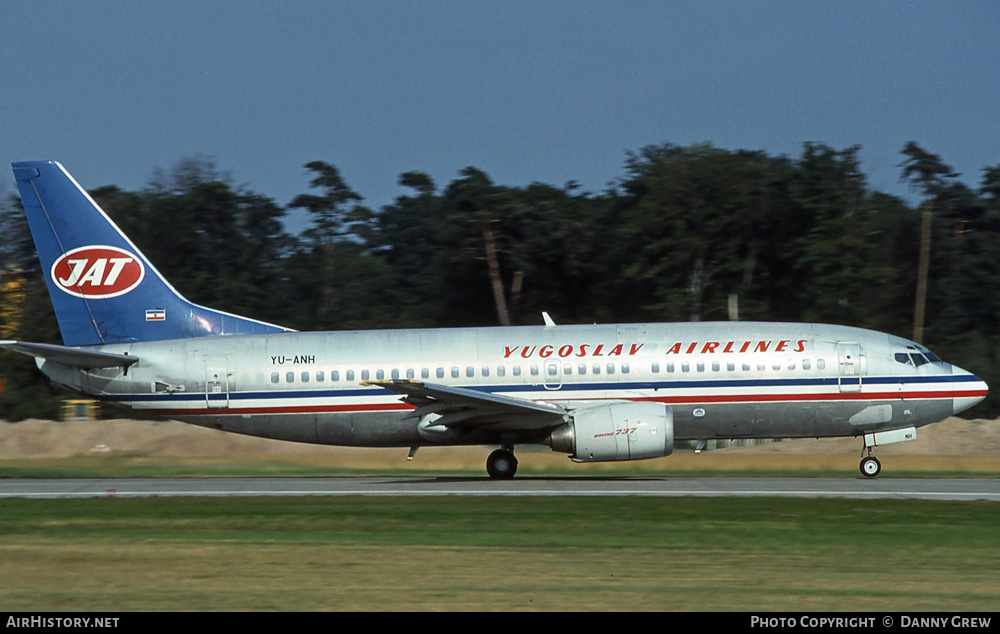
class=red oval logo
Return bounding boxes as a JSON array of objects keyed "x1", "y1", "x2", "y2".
[{"x1": 50, "y1": 245, "x2": 145, "y2": 299}]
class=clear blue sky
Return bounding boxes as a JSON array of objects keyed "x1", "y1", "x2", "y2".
[{"x1": 2, "y1": 1, "x2": 998, "y2": 221}]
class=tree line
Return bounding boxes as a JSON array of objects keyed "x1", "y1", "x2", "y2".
[{"x1": 1, "y1": 142, "x2": 998, "y2": 420}]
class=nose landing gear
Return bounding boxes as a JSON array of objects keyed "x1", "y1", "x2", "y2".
[
  {"x1": 860, "y1": 454, "x2": 882, "y2": 478},
  {"x1": 860, "y1": 447, "x2": 881, "y2": 478},
  {"x1": 857, "y1": 426, "x2": 916, "y2": 478}
]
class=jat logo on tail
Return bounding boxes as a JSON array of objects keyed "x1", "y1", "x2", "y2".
[{"x1": 50, "y1": 245, "x2": 145, "y2": 299}]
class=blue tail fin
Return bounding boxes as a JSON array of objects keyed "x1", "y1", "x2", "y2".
[{"x1": 12, "y1": 161, "x2": 292, "y2": 346}]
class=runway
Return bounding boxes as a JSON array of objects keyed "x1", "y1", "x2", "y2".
[{"x1": 0, "y1": 476, "x2": 996, "y2": 501}]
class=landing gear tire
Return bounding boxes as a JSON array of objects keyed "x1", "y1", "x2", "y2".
[
  {"x1": 487, "y1": 449, "x2": 518, "y2": 479},
  {"x1": 860, "y1": 456, "x2": 882, "y2": 478}
]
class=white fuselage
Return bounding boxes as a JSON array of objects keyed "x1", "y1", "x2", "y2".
[{"x1": 39, "y1": 321, "x2": 986, "y2": 449}]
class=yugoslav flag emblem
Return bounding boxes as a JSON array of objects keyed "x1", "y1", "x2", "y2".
[{"x1": 50, "y1": 245, "x2": 145, "y2": 299}]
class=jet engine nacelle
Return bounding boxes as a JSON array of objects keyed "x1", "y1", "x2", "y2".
[{"x1": 548, "y1": 402, "x2": 673, "y2": 462}]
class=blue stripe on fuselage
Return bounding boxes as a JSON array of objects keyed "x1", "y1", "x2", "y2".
[{"x1": 102, "y1": 373, "x2": 979, "y2": 403}]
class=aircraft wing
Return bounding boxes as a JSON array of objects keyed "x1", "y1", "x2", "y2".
[
  {"x1": 0, "y1": 341, "x2": 138, "y2": 369},
  {"x1": 362, "y1": 379, "x2": 568, "y2": 431}
]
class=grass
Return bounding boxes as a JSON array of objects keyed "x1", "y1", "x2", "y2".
[
  {"x1": 0, "y1": 496, "x2": 997, "y2": 611},
  {"x1": 2, "y1": 426, "x2": 997, "y2": 612}
]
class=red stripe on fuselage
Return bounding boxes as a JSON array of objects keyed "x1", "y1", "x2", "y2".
[
  {"x1": 634, "y1": 389, "x2": 987, "y2": 405},
  {"x1": 136, "y1": 389, "x2": 984, "y2": 417},
  {"x1": 145, "y1": 402, "x2": 415, "y2": 417}
]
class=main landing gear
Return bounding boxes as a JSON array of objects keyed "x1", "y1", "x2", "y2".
[
  {"x1": 486, "y1": 447, "x2": 518, "y2": 479},
  {"x1": 860, "y1": 447, "x2": 882, "y2": 478}
]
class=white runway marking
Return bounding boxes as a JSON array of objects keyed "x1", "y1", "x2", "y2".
[{"x1": 0, "y1": 477, "x2": 997, "y2": 501}]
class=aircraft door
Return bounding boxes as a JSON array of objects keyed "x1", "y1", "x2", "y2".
[
  {"x1": 837, "y1": 342, "x2": 862, "y2": 393},
  {"x1": 205, "y1": 357, "x2": 231, "y2": 408}
]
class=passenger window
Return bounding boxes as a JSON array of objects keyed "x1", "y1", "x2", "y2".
[
  {"x1": 666, "y1": 362, "x2": 674, "y2": 373},
  {"x1": 436, "y1": 368, "x2": 444, "y2": 379},
  {"x1": 316, "y1": 371, "x2": 325, "y2": 382},
  {"x1": 271, "y1": 372, "x2": 279, "y2": 383},
  {"x1": 682, "y1": 363, "x2": 690, "y2": 373},
  {"x1": 817, "y1": 359, "x2": 826, "y2": 370},
  {"x1": 377, "y1": 369, "x2": 385, "y2": 380},
  {"x1": 497, "y1": 366, "x2": 506, "y2": 377},
  {"x1": 407, "y1": 369, "x2": 415, "y2": 379},
  {"x1": 606, "y1": 363, "x2": 615, "y2": 374},
  {"x1": 422, "y1": 368, "x2": 430, "y2": 379},
  {"x1": 711, "y1": 362, "x2": 720, "y2": 372},
  {"x1": 466, "y1": 366, "x2": 475, "y2": 378},
  {"x1": 727, "y1": 363, "x2": 735, "y2": 372},
  {"x1": 578, "y1": 364, "x2": 587, "y2": 375},
  {"x1": 652, "y1": 362, "x2": 660, "y2": 373},
  {"x1": 301, "y1": 371, "x2": 309, "y2": 382},
  {"x1": 451, "y1": 367, "x2": 459, "y2": 378},
  {"x1": 391, "y1": 369, "x2": 399, "y2": 380},
  {"x1": 697, "y1": 363, "x2": 705, "y2": 372},
  {"x1": 361, "y1": 370, "x2": 370, "y2": 381},
  {"x1": 802, "y1": 360, "x2": 810, "y2": 370},
  {"x1": 346, "y1": 370, "x2": 354, "y2": 381},
  {"x1": 621, "y1": 363, "x2": 630, "y2": 374},
  {"x1": 593, "y1": 364, "x2": 601, "y2": 374},
  {"x1": 513, "y1": 366, "x2": 521, "y2": 376},
  {"x1": 482, "y1": 366, "x2": 490, "y2": 377},
  {"x1": 286, "y1": 372, "x2": 294, "y2": 383},
  {"x1": 531, "y1": 365, "x2": 539, "y2": 376}
]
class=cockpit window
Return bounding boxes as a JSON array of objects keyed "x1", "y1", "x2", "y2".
[{"x1": 898, "y1": 345, "x2": 939, "y2": 367}]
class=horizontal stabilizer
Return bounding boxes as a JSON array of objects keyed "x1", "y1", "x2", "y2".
[{"x1": 0, "y1": 340, "x2": 138, "y2": 369}]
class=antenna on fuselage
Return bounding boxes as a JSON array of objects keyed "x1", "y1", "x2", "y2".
[{"x1": 542, "y1": 312, "x2": 556, "y2": 327}]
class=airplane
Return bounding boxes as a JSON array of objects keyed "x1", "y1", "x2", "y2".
[{"x1": 1, "y1": 161, "x2": 989, "y2": 478}]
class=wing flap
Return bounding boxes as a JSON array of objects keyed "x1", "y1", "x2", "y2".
[{"x1": 362, "y1": 379, "x2": 567, "y2": 430}]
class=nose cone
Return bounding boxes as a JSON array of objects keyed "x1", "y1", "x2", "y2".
[{"x1": 952, "y1": 365, "x2": 989, "y2": 415}]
